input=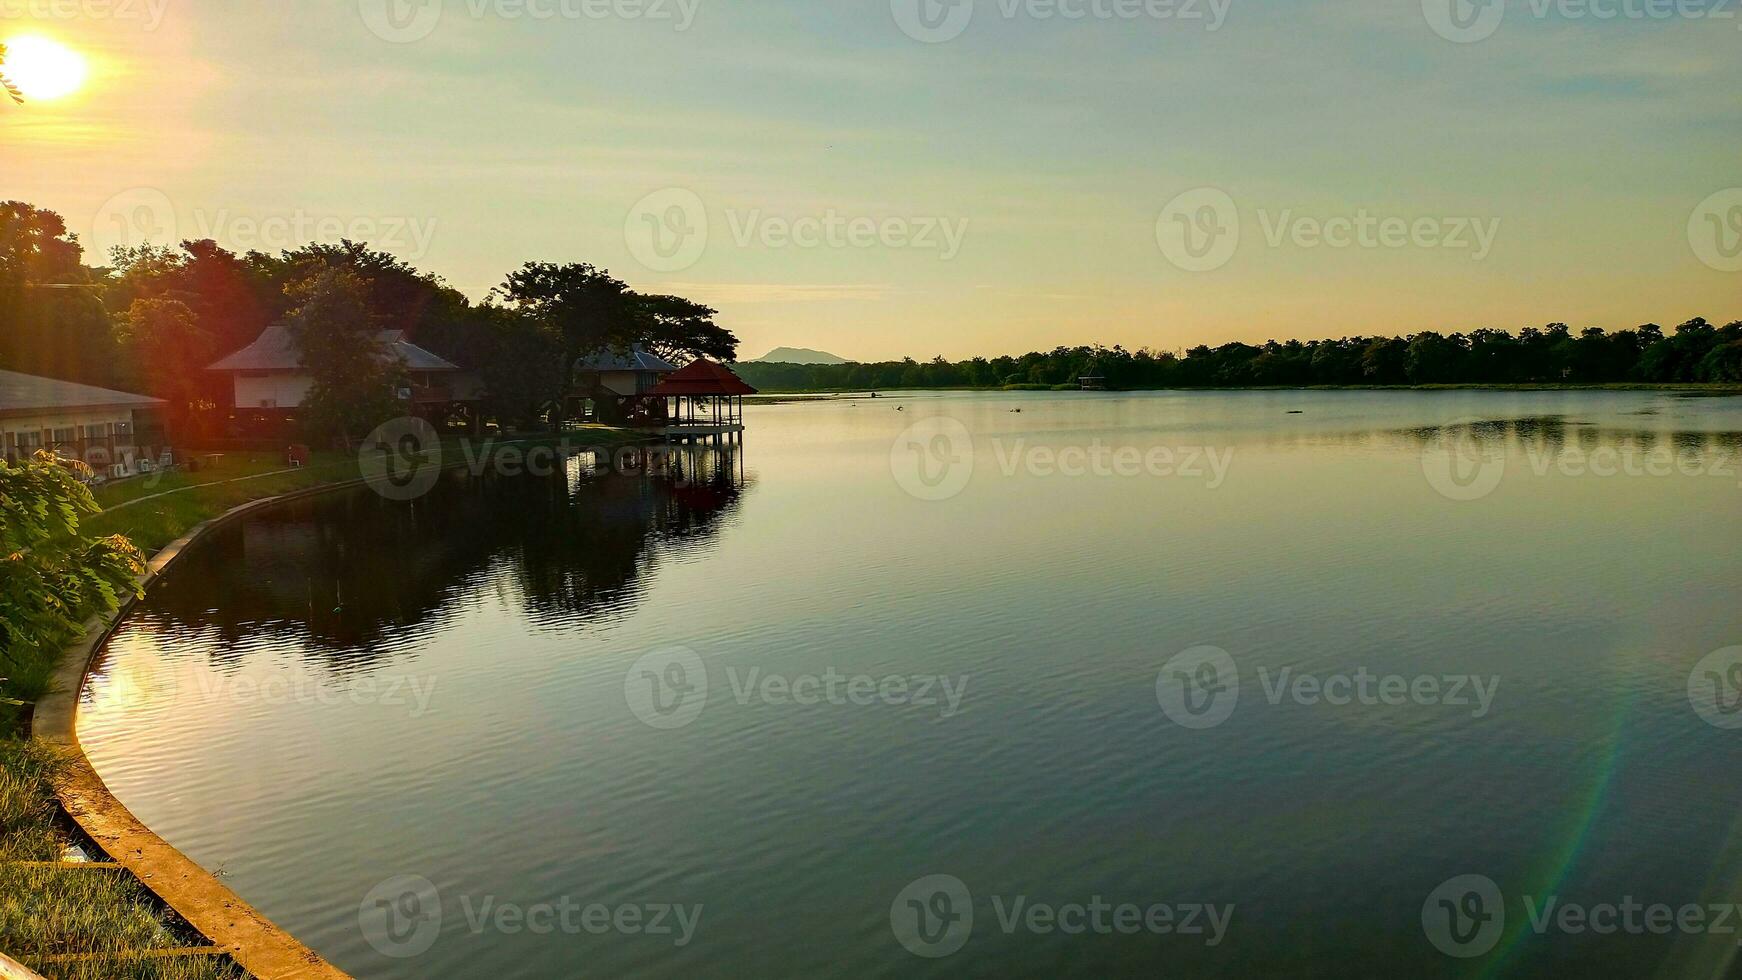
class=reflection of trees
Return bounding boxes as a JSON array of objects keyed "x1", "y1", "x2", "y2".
[
  {"x1": 1247, "y1": 416, "x2": 1742, "y2": 465},
  {"x1": 502, "y1": 444, "x2": 751, "y2": 626},
  {"x1": 1393, "y1": 418, "x2": 1742, "y2": 465},
  {"x1": 136, "y1": 443, "x2": 751, "y2": 667}
]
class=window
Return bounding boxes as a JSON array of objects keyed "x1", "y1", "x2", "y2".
[
  {"x1": 112, "y1": 421, "x2": 133, "y2": 446},
  {"x1": 15, "y1": 431, "x2": 43, "y2": 450},
  {"x1": 50, "y1": 427, "x2": 76, "y2": 445}
]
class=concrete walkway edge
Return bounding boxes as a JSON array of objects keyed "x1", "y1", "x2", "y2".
[{"x1": 32, "y1": 479, "x2": 374, "y2": 980}]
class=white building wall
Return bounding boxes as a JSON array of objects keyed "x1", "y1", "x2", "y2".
[
  {"x1": 1, "y1": 409, "x2": 145, "y2": 470},
  {"x1": 234, "y1": 374, "x2": 315, "y2": 409}
]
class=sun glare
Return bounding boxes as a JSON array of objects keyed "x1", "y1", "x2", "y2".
[{"x1": 3, "y1": 35, "x2": 87, "y2": 101}]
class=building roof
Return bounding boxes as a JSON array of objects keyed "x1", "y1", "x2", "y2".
[
  {"x1": 0, "y1": 369, "x2": 165, "y2": 419},
  {"x1": 644, "y1": 359, "x2": 759, "y2": 397},
  {"x1": 575, "y1": 345, "x2": 680, "y2": 374},
  {"x1": 207, "y1": 322, "x2": 460, "y2": 373}
]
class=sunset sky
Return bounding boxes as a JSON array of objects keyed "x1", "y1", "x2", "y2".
[{"x1": 4, "y1": 0, "x2": 1738, "y2": 360}]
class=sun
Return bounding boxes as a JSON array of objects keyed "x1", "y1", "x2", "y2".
[{"x1": 3, "y1": 35, "x2": 88, "y2": 101}]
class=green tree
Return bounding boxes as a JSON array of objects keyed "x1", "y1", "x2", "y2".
[
  {"x1": 634, "y1": 294, "x2": 739, "y2": 363},
  {"x1": 477, "y1": 307, "x2": 567, "y2": 429},
  {"x1": 0, "y1": 453, "x2": 145, "y2": 728},
  {"x1": 117, "y1": 297, "x2": 217, "y2": 435},
  {"x1": 498, "y1": 263, "x2": 640, "y2": 389},
  {"x1": 283, "y1": 270, "x2": 405, "y2": 448}
]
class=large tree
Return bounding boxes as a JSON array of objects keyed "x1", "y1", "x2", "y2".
[
  {"x1": 476, "y1": 306, "x2": 568, "y2": 430},
  {"x1": 117, "y1": 297, "x2": 217, "y2": 436},
  {"x1": 497, "y1": 263, "x2": 641, "y2": 389},
  {"x1": 634, "y1": 294, "x2": 739, "y2": 364},
  {"x1": 0, "y1": 203, "x2": 125, "y2": 386},
  {"x1": 283, "y1": 269, "x2": 405, "y2": 448}
]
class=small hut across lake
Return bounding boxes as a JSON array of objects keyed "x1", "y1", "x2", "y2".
[{"x1": 642, "y1": 359, "x2": 758, "y2": 442}]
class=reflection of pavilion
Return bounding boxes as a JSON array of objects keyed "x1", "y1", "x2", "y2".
[{"x1": 136, "y1": 441, "x2": 754, "y2": 661}]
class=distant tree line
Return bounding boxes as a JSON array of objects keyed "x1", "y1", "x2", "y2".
[
  {"x1": 737, "y1": 320, "x2": 1742, "y2": 392},
  {"x1": 0, "y1": 200, "x2": 739, "y2": 441}
]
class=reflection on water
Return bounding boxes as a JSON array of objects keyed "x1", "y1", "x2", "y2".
[
  {"x1": 76, "y1": 391, "x2": 1742, "y2": 980},
  {"x1": 130, "y1": 444, "x2": 750, "y2": 662}
]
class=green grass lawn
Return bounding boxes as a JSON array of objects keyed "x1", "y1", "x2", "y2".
[{"x1": 0, "y1": 741, "x2": 242, "y2": 979}]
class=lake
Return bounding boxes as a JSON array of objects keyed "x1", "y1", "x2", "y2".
[{"x1": 78, "y1": 390, "x2": 1742, "y2": 978}]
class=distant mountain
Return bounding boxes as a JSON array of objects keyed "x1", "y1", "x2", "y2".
[{"x1": 750, "y1": 347, "x2": 849, "y2": 365}]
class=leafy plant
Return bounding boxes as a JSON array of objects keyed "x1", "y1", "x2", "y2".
[
  {"x1": 0, "y1": 452, "x2": 146, "y2": 730},
  {"x1": 1, "y1": 43, "x2": 22, "y2": 105}
]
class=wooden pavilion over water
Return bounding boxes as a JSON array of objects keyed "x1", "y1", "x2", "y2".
[{"x1": 641, "y1": 359, "x2": 758, "y2": 442}]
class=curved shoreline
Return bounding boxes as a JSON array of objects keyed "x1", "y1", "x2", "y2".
[{"x1": 32, "y1": 480, "x2": 371, "y2": 980}]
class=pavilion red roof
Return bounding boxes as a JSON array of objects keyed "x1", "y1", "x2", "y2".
[{"x1": 644, "y1": 359, "x2": 759, "y2": 397}]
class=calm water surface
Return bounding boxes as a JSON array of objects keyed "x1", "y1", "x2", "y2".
[{"x1": 80, "y1": 390, "x2": 1742, "y2": 978}]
